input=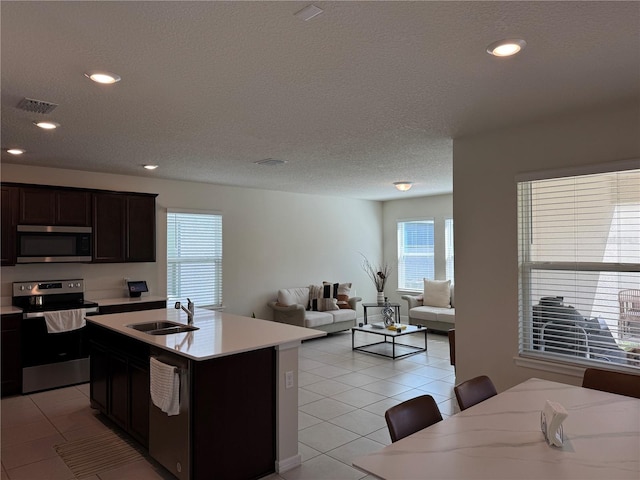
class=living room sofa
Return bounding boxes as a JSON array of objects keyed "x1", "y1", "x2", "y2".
[
  {"x1": 402, "y1": 281, "x2": 455, "y2": 332},
  {"x1": 268, "y1": 284, "x2": 361, "y2": 334}
]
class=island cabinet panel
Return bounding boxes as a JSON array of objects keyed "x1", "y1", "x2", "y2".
[
  {"x1": 109, "y1": 352, "x2": 129, "y2": 430},
  {"x1": 88, "y1": 324, "x2": 150, "y2": 448},
  {"x1": 128, "y1": 359, "x2": 150, "y2": 446},
  {"x1": 192, "y1": 347, "x2": 276, "y2": 480},
  {"x1": 19, "y1": 186, "x2": 91, "y2": 226},
  {"x1": 1, "y1": 313, "x2": 22, "y2": 396},
  {"x1": 1, "y1": 185, "x2": 18, "y2": 266}
]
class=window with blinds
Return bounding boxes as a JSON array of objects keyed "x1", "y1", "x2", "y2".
[
  {"x1": 167, "y1": 211, "x2": 222, "y2": 308},
  {"x1": 517, "y1": 168, "x2": 640, "y2": 371},
  {"x1": 445, "y1": 218, "x2": 454, "y2": 282},
  {"x1": 398, "y1": 220, "x2": 434, "y2": 290}
]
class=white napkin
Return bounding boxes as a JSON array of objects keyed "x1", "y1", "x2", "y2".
[
  {"x1": 541, "y1": 400, "x2": 568, "y2": 447},
  {"x1": 150, "y1": 357, "x2": 180, "y2": 416},
  {"x1": 43, "y1": 309, "x2": 87, "y2": 333}
]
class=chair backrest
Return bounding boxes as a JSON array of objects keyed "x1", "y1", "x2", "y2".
[
  {"x1": 384, "y1": 395, "x2": 443, "y2": 443},
  {"x1": 454, "y1": 375, "x2": 498, "y2": 411},
  {"x1": 582, "y1": 368, "x2": 640, "y2": 399},
  {"x1": 619, "y1": 289, "x2": 640, "y2": 312}
]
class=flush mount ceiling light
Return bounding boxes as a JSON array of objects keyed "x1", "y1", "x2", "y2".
[
  {"x1": 294, "y1": 4, "x2": 324, "y2": 21},
  {"x1": 143, "y1": 164, "x2": 158, "y2": 170},
  {"x1": 7, "y1": 148, "x2": 25, "y2": 155},
  {"x1": 486, "y1": 38, "x2": 527, "y2": 57},
  {"x1": 394, "y1": 181, "x2": 413, "y2": 192},
  {"x1": 34, "y1": 121, "x2": 60, "y2": 130},
  {"x1": 84, "y1": 71, "x2": 121, "y2": 84}
]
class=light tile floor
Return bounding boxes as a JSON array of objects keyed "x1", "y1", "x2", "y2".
[{"x1": 1, "y1": 330, "x2": 457, "y2": 479}]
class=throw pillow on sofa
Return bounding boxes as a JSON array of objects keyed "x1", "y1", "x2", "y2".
[
  {"x1": 423, "y1": 279, "x2": 451, "y2": 308},
  {"x1": 324, "y1": 281, "x2": 353, "y2": 309},
  {"x1": 309, "y1": 284, "x2": 339, "y2": 312}
]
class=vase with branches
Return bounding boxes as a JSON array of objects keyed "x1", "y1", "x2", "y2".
[{"x1": 361, "y1": 254, "x2": 391, "y2": 304}]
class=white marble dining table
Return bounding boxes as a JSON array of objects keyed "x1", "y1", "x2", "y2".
[{"x1": 353, "y1": 377, "x2": 640, "y2": 479}]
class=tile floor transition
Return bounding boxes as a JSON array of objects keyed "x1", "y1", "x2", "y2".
[{"x1": 1, "y1": 329, "x2": 457, "y2": 480}]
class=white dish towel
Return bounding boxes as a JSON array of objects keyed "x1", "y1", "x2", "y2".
[
  {"x1": 43, "y1": 309, "x2": 86, "y2": 333},
  {"x1": 150, "y1": 357, "x2": 180, "y2": 416}
]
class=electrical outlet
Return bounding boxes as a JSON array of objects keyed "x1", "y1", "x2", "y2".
[
  {"x1": 285, "y1": 371, "x2": 294, "y2": 389},
  {"x1": 123, "y1": 277, "x2": 130, "y2": 286}
]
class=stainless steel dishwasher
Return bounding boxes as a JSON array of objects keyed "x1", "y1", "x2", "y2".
[{"x1": 148, "y1": 349, "x2": 191, "y2": 480}]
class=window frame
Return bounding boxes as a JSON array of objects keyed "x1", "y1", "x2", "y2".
[
  {"x1": 397, "y1": 218, "x2": 435, "y2": 292},
  {"x1": 516, "y1": 166, "x2": 640, "y2": 374},
  {"x1": 166, "y1": 209, "x2": 223, "y2": 309}
]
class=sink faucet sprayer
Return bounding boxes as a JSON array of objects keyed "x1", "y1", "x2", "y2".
[{"x1": 175, "y1": 298, "x2": 194, "y2": 325}]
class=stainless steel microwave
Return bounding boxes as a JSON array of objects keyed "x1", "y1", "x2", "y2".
[{"x1": 16, "y1": 225, "x2": 92, "y2": 263}]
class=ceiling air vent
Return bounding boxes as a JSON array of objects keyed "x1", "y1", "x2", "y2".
[
  {"x1": 254, "y1": 158, "x2": 287, "y2": 166},
  {"x1": 16, "y1": 97, "x2": 58, "y2": 114}
]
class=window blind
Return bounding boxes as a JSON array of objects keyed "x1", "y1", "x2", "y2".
[
  {"x1": 167, "y1": 211, "x2": 222, "y2": 308},
  {"x1": 445, "y1": 218, "x2": 454, "y2": 282},
  {"x1": 517, "y1": 169, "x2": 640, "y2": 370},
  {"x1": 398, "y1": 220, "x2": 434, "y2": 290}
]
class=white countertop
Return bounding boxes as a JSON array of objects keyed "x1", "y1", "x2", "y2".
[
  {"x1": 0, "y1": 305, "x2": 23, "y2": 315},
  {"x1": 353, "y1": 378, "x2": 640, "y2": 479},
  {"x1": 87, "y1": 307, "x2": 326, "y2": 361}
]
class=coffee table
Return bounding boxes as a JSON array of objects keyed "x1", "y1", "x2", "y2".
[{"x1": 352, "y1": 323, "x2": 427, "y2": 359}]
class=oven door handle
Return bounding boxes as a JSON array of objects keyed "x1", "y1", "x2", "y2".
[{"x1": 23, "y1": 307, "x2": 99, "y2": 319}]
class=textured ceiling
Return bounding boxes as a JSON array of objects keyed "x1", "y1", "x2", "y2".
[{"x1": 1, "y1": 1, "x2": 639, "y2": 200}]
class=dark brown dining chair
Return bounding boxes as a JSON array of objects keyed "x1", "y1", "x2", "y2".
[
  {"x1": 448, "y1": 328, "x2": 456, "y2": 367},
  {"x1": 582, "y1": 368, "x2": 640, "y2": 399},
  {"x1": 454, "y1": 375, "x2": 498, "y2": 411},
  {"x1": 384, "y1": 395, "x2": 443, "y2": 443}
]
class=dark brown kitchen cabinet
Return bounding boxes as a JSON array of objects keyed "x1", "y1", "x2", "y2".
[
  {"x1": 93, "y1": 193, "x2": 126, "y2": 262},
  {"x1": 89, "y1": 325, "x2": 150, "y2": 448},
  {"x1": 98, "y1": 300, "x2": 166, "y2": 315},
  {"x1": 93, "y1": 192, "x2": 156, "y2": 263},
  {"x1": 1, "y1": 313, "x2": 22, "y2": 397},
  {"x1": 126, "y1": 195, "x2": 156, "y2": 262},
  {"x1": 129, "y1": 359, "x2": 150, "y2": 446},
  {"x1": 1, "y1": 185, "x2": 18, "y2": 266},
  {"x1": 19, "y1": 186, "x2": 91, "y2": 226}
]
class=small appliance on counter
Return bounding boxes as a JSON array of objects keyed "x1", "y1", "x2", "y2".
[
  {"x1": 12, "y1": 279, "x2": 98, "y2": 393},
  {"x1": 127, "y1": 280, "x2": 149, "y2": 298}
]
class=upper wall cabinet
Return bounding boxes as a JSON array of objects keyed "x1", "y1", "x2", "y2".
[
  {"x1": 19, "y1": 186, "x2": 92, "y2": 226},
  {"x1": 1, "y1": 185, "x2": 18, "y2": 266},
  {"x1": 126, "y1": 195, "x2": 156, "y2": 263},
  {"x1": 93, "y1": 192, "x2": 157, "y2": 263}
]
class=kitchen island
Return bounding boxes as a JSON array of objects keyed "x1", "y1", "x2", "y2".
[{"x1": 86, "y1": 307, "x2": 325, "y2": 480}]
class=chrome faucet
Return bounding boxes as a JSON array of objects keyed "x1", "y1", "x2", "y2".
[{"x1": 175, "y1": 298, "x2": 195, "y2": 325}]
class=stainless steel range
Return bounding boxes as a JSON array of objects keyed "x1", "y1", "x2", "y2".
[{"x1": 12, "y1": 279, "x2": 99, "y2": 394}]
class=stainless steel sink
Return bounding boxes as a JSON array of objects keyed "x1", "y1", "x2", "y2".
[{"x1": 127, "y1": 321, "x2": 199, "y2": 335}]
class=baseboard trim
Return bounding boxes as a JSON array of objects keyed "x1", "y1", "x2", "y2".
[{"x1": 276, "y1": 453, "x2": 302, "y2": 473}]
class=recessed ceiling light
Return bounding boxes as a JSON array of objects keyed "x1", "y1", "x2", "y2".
[
  {"x1": 34, "y1": 121, "x2": 60, "y2": 130},
  {"x1": 143, "y1": 164, "x2": 158, "y2": 170},
  {"x1": 294, "y1": 4, "x2": 324, "y2": 21},
  {"x1": 393, "y1": 181, "x2": 413, "y2": 192},
  {"x1": 84, "y1": 71, "x2": 121, "y2": 84},
  {"x1": 486, "y1": 39, "x2": 527, "y2": 57},
  {"x1": 7, "y1": 148, "x2": 25, "y2": 155}
]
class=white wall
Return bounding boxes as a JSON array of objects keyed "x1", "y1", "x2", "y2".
[
  {"x1": 453, "y1": 101, "x2": 640, "y2": 391},
  {"x1": 382, "y1": 194, "x2": 453, "y2": 320},
  {"x1": 0, "y1": 164, "x2": 383, "y2": 318}
]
